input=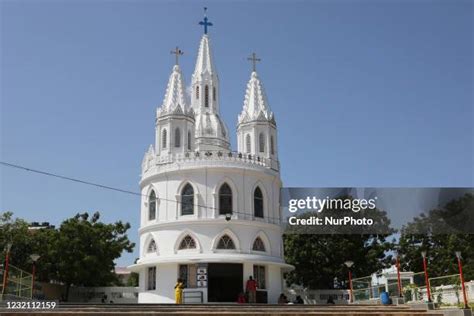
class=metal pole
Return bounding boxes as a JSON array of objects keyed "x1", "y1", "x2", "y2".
[
  {"x1": 422, "y1": 256, "x2": 432, "y2": 302},
  {"x1": 31, "y1": 262, "x2": 36, "y2": 299},
  {"x1": 396, "y1": 256, "x2": 402, "y2": 298},
  {"x1": 348, "y1": 270, "x2": 353, "y2": 303},
  {"x1": 1, "y1": 250, "x2": 10, "y2": 296},
  {"x1": 456, "y1": 256, "x2": 469, "y2": 309}
]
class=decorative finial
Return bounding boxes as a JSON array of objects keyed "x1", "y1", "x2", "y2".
[
  {"x1": 199, "y1": 7, "x2": 213, "y2": 34},
  {"x1": 170, "y1": 46, "x2": 183, "y2": 65},
  {"x1": 247, "y1": 52, "x2": 261, "y2": 72}
]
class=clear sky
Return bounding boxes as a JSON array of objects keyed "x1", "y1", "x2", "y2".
[{"x1": 1, "y1": 0, "x2": 472, "y2": 266}]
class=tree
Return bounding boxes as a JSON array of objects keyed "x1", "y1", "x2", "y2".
[
  {"x1": 398, "y1": 193, "x2": 474, "y2": 281},
  {"x1": 54, "y1": 212, "x2": 135, "y2": 300},
  {"x1": 0, "y1": 212, "x2": 34, "y2": 270},
  {"x1": 283, "y1": 196, "x2": 395, "y2": 289}
]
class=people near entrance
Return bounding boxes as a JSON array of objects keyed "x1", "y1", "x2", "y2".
[
  {"x1": 326, "y1": 296, "x2": 335, "y2": 304},
  {"x1": 294, "y1": 295, "x2": 304, "y2": 304},
  {"x1": 237, "y1": 292, "x2": 246, "y2": 304},
  {"x1": 245, "y1": 276, "x2": 258, "y2": 303},
  {"x1": 174, "y1": 278, "x2": 185, "y2": 304},
  {"x1": 278, "y1": 293, "x2": 288, "y2": 304}
]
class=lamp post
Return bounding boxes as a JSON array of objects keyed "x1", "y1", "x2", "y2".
[
  {"x1": 30, "y1": 254, "x2": 40, "y2": 299},
  {"x1": 455, "y1": 251, "x2": 469, "y2": 309},
  {"x1": 345, "y1": 261, "x2": 354, "y2": 303},
  {"x1": 395, "y1": 253, "x2": 403, "y2": 298},
  {"x1": 421, "y1": 251, "x2": 432, "y2": 303},
  {"x1": 1, "y1": 243, "x2": 13, "y2": 296}
]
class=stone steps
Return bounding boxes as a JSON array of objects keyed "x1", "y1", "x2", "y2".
[{"x1": 0, "y1": 304, "x2": 444, "y2": 315}]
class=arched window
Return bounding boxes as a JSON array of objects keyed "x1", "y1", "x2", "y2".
[
  {"x1": 196, "y1": 86, "x2": 199, "y2": 99},
  {"x1": 270, "y1": 136, "x2": 275, "y2": 155},
  {"x1": 252, "y1": 237, "x2": 266, "y2": 252},
  {"x1": 178, "y1": 235, "x2": 196, "y2": 250},
  {"x1": 204, "y1": 85, "x2": 209, "y2": 107},
  {"x1": 218, "y1": 183, "x2": 233, "y2": 215},
  {"x1": 213, "y1": 86, "x2": 216, "y2": 101},
  {"x1": 147, "y1": 239, "x2": 157, "y2": 253},
  {"x1": 259, "y1": 133, "x2": 265, "y2": 153},
  {"x1": 148, "y1": 190, "x2": 157, "y2": 221},
  {"x1": 246, "y1": 134, "x2": 251, "y2": 153},
  {"x1": 217, "y1": 234, "x2": 235, "y2": 250},
  {"x1": 175, "y1": 128, "x2": 181, "y2": 148},
  {"x1": 254, "y1": 187, "x2": 264, "y2": 218},
  {"x1": 162, "y1": 129, "x2": 167, "y2": 149},
  {"x1": 181, "y1": 183, "x2": 194, "y2": 215},
  {"x1": 187, "y1": 131, "x2": 192, "y2": 150}
]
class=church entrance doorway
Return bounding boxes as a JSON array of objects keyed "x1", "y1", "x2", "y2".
[{"x1": 207, "y1": 263, "x2": 243, "y2": 302}]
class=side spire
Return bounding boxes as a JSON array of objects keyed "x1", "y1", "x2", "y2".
[
  {"x1": 157, "y1": 48, "x2": 191, "y2": 117},
  {"x1": 238, "y1": 54, "x2": 274, "y2": 125}
]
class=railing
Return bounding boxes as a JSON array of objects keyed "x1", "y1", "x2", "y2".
[
  {"x1": 0, "y1": 264, "x2": 33, "y2": 301},
  {"x1": 142, "y1": 150, "x2": 279, "y2": 174}
]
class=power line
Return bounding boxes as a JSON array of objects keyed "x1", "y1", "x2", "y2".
[{"x1": 1, "y1": 161, "x2": 284, "y2": 223}]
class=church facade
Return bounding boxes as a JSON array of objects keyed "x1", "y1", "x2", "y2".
[{"x1": 128, "y1": 13, "x2": 292, "y2": 304}]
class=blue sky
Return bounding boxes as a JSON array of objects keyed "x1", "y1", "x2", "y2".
[{"x1": 1, "y1": 0, "x2": 472, "y2": 266}]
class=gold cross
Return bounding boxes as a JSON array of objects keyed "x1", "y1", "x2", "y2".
[
  {"x1": 170, "y1": 46, "x2": 184, "y2": 65},
  {"x1": 247, "y1": 52, "x2": 261, "y2": 72}
]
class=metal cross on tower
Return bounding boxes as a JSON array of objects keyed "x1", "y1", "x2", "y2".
[
  {"x1": 170, "y1": 46, "x2": 183, "y2": 65},
  {"x1": 199, "y1": 7, "x2": 213, "y2": 34},
  {"x1": 247, "y1": 52, "x2": 261, "y2": 72}
]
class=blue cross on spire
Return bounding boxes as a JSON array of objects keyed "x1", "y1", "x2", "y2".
[{"x1": 199, "y1": 7, "x2": 213, "y2": 34}]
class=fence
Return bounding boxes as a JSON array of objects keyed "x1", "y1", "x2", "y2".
[
  {"x1": 351, "y1": 270, "x2": 472, "y2": 307},
  {"x1": 0, "y1": 264, "x2": 33, "y2": 300}
]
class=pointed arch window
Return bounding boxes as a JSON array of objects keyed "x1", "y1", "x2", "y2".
[
  {"x1": 254, "y1": 187, "x2": 264, "y2": 218},
  {"x1": 181, "y1": 183, "x2": 194, "y2": 216},
  {"x1": 175, "y1": 128, "x2": 181, "y2": 148},
  {"x1": 147, "y1": 239, "x2": 157, "y2": 253},
  {"x1": 204, "y1": 85, "x2": 209, "y2": 107},
  {"x1": 162, "y1": 129, "x2": 167, "y2": 149},
  {"x1": 148, "y1": 190, "x2": 157, "y2": 221},
  {"x1": 178, "y1": 235, "x2": 197, "y2": 250},
  {"x1": 270, "y1": 136, "x2": 275, "y2": 155},
  {"x1": 218, "y1": 183, "x2": 233, "y2": 215},
  {"x1": 246, "y1": 134, "x2": 251, "y2": 154},
  {"x1": 213, "y1": 86, "x2": 216, "y2": 101},
  {"x1": 259, "y1": 133, "x2": 265, "y2": 153},
  {"x1": 187, "y1": 131, "x2": 192, "y2": 150},
  {"x1": 196, "y1": 86, "x2": 199, "y2": 99},
  {"x1": 252, "y1": 237, "x2": 266, "y2": 252},
  {"x1": 217, "y1": 234, "x2": 236, "y2": 250}
]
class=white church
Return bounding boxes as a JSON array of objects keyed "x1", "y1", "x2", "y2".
[{"x1": 128, "y1": 11, "x2": 293, "y2": 304}]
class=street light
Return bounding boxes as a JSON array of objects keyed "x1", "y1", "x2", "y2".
[
  {"x1": 2, "y1": 242, "x2": 13, "y2": 296},
  {"x1": 30, "y1": 254, "x2": 40, "y2": 299},
  {"x1": 421, "y1": 251, "x2": 432, "y2": 303},
  {"x1": 344, "y1": 261, "x2": 354, "y2": 303},
  {"x1": 455, "y1": 251, "x2": 469, "y2": 309},
  {"x1": 395, "y1": 252, "x2": 403, "y2": 298}
]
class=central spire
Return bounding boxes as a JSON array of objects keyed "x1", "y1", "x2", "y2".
[{"x1": 191, "y1": 8, "x2": 230, "y2": 151}]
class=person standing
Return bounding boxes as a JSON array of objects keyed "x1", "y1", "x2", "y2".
[
  {"x1": 174, "y1": 278, "x2": 184, "y2": 304},
  {"x1": 246, "y1": 276, "x2": 257, "y2": 303}
]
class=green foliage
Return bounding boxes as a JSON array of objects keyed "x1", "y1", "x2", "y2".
[
  {"x1": 283, "y1": 196, "x2": 396, "y2": 289},
  {"x1": 0, "y1": 211, "x2": 135, "y2": 300},
  {"x1": 0, "y1": 212, "x2": 33, "y2": 269},
  {"x1": 126, "y1": 272, "x2": 139, "y2": 287},
  {"x1": 398, "y1": 193, "x2": 474, "y2": 281}
]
